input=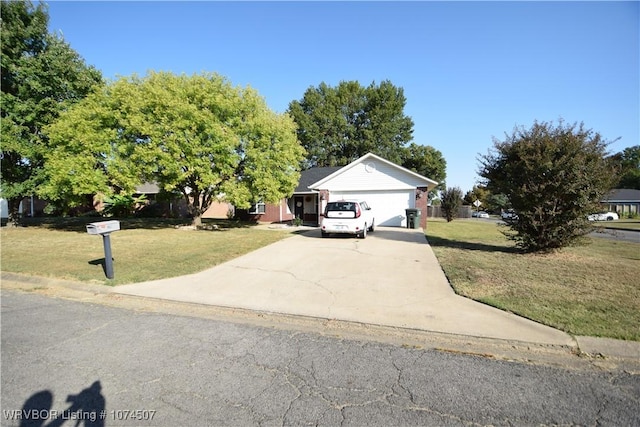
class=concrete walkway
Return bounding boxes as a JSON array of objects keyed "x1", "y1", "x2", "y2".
[{"x1": 115, "y1": 227, "x2": 575, "y2": 347}]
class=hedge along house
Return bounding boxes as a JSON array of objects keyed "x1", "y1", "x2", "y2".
[{"x1": 243, "y1": 153, "x2": 439, "y2": 228}]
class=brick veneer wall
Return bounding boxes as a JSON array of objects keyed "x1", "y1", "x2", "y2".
[{"x1": 416, "y1": 187, "x2": 429, "y2": 229}]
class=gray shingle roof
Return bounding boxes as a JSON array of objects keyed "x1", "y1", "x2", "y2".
[
  {"x1": 603, "y1": 189, "x2": 640, "y2": 202},
  {"x1": 294, "y1": 167, "x2": 342, "y2": 193}
]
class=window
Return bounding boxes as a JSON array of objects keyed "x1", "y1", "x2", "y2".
[{"x1": 249, "y1": 202, "x2": 266, "y2": 214}]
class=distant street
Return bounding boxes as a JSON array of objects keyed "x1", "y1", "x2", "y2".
[
  {"x1": 471, "y1": 217, "x2": 639, "y2": 243},
  {"x1": 2, "y1": 290, "x2": 638, "y2": 426},
  {"x1": 590, "y1": 227, "x2": 640, "y2": 243}
]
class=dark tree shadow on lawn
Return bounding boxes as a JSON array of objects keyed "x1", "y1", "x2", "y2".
[{"x1": 426, "y1": 235, "x2": 521, "y2": 254}]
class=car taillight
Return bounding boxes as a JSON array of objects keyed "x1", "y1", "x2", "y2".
[{"x1": 355, "y1": 204, "x2": 361, "y2": 218}]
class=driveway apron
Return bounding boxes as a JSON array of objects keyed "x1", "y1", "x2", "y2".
[{"x1": 114, "y1": 227, "x2": 573, "y2": 346}]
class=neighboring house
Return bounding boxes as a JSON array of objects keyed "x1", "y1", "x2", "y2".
[
  {"x1": 601, "y1": 189, "x2": 640, "y2": 216},
  {"x1": 0, "y1": 196, "x2": 47, "y2": 219},
  {"x1": 246, "y1": 153, "x2": 439, "y2": 228}
]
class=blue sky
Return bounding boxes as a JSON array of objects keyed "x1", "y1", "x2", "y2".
[{"x1": 47, "y1": 1, "x2": 639, "y2": 193}]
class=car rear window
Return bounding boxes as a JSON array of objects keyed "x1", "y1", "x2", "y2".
[{"x1": 325, "y1": 202, "x2": 358, "y2": 218}]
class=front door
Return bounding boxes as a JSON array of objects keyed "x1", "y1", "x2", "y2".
[{"x1": 294, "y1": 196, "x2": 304, "y2": 220}]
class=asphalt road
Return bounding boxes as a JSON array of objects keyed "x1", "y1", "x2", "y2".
[
  {"x1": 590, "y1": 227, "x2": 640, "y2": 243},
  {"x1": 2, "y1": 290, "x2": 638, "y2": 426},
  {"x1": 472, "y1": 217, "x2": 640, "y2": 243}
]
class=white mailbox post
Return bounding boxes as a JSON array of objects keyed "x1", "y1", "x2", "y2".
[{"x1": 86, "y1": 220, "x2": 120, "y2": 279}]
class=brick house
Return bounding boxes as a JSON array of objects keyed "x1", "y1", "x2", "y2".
[{"x1": 241, "y1": 153, "x2": 439, "y2": 228}]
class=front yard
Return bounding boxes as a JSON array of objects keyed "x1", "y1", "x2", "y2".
[
  {"x1": 426, "y1": 219, "x2": 640, "y2": 341},
  {"x1": 1, "y1": 218, "x2": 292, "y2": 286},
  {"x1": 3, "y1": 216, "x2": 639, "y2": 341}
]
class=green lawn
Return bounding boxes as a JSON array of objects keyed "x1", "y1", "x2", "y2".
[
  {"x1": 1, "y1": 218, "x2": 292, "y2": 286},
  {"x1": 426, "y1": 219, "x2": 640, "y2": 341}
]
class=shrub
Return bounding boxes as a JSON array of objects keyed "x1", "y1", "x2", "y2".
[
  {"x1": 478, "y1": 120, "x2": 616, "y2": 252},
  {"x1": 440, "y1": 187, "x2": 463, "y2": 222}
]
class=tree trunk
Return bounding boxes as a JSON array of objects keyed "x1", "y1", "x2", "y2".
[
  {"x1": 6, "y1": 197, "x2": 23, "y2": 227},
  {"x1": 192, "y1": 214, "x2": 202, "y2": 227}
]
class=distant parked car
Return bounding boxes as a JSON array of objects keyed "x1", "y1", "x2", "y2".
[
  {"x1": 321, "y1": 200, "x2": 374, "y2": 238},
  {"x1": 588, "y1": 212, "x2": 619, "y2": 221},
  {"x1": 472, "y1": 211, "x2": 490, "y2": 218},
  {"x1": 501, "y1": 210, "x2": 518, "y2": 221}
]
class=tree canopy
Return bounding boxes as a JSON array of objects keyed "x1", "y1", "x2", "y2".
[
  {"x1": 401, "y1": 143, "x2": 446, "y2": 196},
  {"x1": 288, "y1": 79, "x2": 446, "y2": 193},
  {"x1": 610, "y1": 145, "x2": 640, "y2": 190},
  {"x1": 463, "y1": 185, "x2": 510, "y2": 214},
  {"x1": 41, "y1": 71, "x2": 305, "y2": 225},
  {"x1": 0, "y1": 0, "x2": 103, "y2": 223},
  {"x1": 478, "y1": 120, "x2": 616, "y2": 252},
  {"x1": 288, "y1": 80, "x2": 414, "y2": 167}
]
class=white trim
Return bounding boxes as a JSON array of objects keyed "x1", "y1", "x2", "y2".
[{"x1": 249, "y1": 202, "x2": 266, "y2": 214}]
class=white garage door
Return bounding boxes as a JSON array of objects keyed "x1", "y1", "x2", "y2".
[{"x1": 333, "y1": 190, "x2": 414, "y2": 227}]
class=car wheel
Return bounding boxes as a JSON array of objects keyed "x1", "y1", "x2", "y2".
[
  {"x1": 360, "y1": 225, "x2": 367, "y2": 239},
  {"x1": 368, "y1": 220, "x2": 375, "y2": 232},
  {"x1": 607, "y1": 216, "x2": 614, "y2": 221}
]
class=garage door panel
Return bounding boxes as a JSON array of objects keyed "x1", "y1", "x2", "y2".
[{"x1": 334, "y1": 190, "x2": 414, "y2": 227}]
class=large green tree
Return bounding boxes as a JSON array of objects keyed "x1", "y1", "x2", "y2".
[
  {"x1": 288, "y1": 80, "x2": 414, "y2": 167},
  {"x1": 478, "y1": 120, "x2": 616, "y2": 252},
  {"x1": 610, "y1": 145, "x2": 640, "y2": 190},
  {"x1": 401, "y1": 143, "x2": 446, "y2": 198},
  {"x1": 0, "y1": 0, "x2": 103, "y2": 223},
  {"x1": 42, "y1": 71, "x2": 305, "y2": 226}
]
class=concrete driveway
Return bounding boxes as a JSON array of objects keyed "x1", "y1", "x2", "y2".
[{"x1": 115, "y1": 227, "x2": 574, "y2": 346}]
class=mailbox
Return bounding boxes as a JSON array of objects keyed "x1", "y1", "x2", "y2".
[
  {"x1": 87, "y1": 220, "x2": 120, "y2": 279},
  {"x1": 87, "y1": 220, "x2": 120, "y2": 235}
]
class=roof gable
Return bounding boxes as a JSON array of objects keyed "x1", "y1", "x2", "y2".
[{"x1": 308, "y1": 153, "x2": 439, "y2": 191}]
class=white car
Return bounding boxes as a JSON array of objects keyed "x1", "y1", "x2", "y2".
[
  {"x1": 472, "y1": 211, "x2": 490, "y2": 218},
  {"x1": 321, "y1": 200, "x2": 375, "y2": 238},
  {"x1": 501, "y1": 210, "x2": 518, "y2": 221},
  {"x1": 588, "y1": 212, "x2": 619, "y2": 221}
]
